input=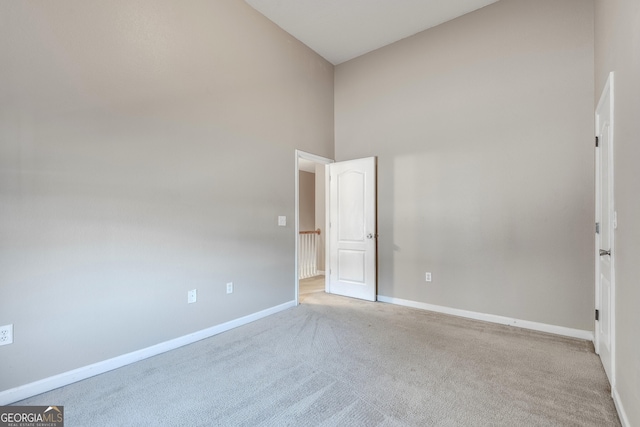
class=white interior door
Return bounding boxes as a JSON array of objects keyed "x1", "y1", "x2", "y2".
[
  {"x1": 595, "y1": 72, "x2": 615, "y2": 384},
  {"x1": 328, "y1": 157, "x2": 377, "y2": 301}
]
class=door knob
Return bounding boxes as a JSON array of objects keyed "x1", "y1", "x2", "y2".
[
  {"x1": 367, "y1": 233, "x2": 378, "y2": 239},
  {"x1": 599, "y1": 249, "x2": 611, "y2": 256}
]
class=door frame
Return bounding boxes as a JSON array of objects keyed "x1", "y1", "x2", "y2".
[
  {"x1": 294, "y1": 150, "x2": 333, "y2": 305},
  {"x1": 594, "y1": 71, "x2": 615, "y2": 386}
]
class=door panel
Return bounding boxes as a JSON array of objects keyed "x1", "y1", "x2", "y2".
[
  {"x1": 338, "y1": 171, "x2": 365, "y2": 241},
  {"x1": 595, "y1": 73, "x2": 614, "y2": 384},
  {"x1": 329, "y1": 157, "x2": 376, "y2": 301},
  {"x1": 338, "y1": 250, "x2": 365, "y2": 282}
]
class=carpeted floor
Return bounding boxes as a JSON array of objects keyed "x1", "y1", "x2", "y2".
[{"x1": 16, "y1": 291, "x2": 620, "y2": 426}]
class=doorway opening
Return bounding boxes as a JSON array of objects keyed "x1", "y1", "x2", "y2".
[{"x1": 295, "y1": 150, "x2": 332, "y2": 305}]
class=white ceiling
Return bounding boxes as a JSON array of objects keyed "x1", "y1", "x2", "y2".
[{"x1": 245, "y1": 0, "x2": 500, "y2": 65}]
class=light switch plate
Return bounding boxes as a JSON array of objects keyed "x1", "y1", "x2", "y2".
[
  {"x1": 188, "y1": 289, "x2": 197, "y2": 304},
  {"x1": 278, "y1": 216, "x2": 287, "y2": 226}
]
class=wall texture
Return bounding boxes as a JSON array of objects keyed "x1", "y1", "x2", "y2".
[
  {"x1": 595, "y1": 0, "x2": 640, "y2": 424},
  {"x1": 335, "y1": 0, "x2": 595, "y2": 330},
  {"x1": 0, "y1": 0, "x2": 334, "y2": 391}
]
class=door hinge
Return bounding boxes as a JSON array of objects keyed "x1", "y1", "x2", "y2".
[
  {"x1": 596, "y1": 222, "x2": 600, "y2": 234},
  {"x1": 595, "y1": 136, "x2": 599, "y2": 147},
  {"x1": 595, "y1": 309, "x2": 600, "y2": 321}
]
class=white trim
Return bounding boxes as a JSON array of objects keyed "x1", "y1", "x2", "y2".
[
  {"x1": 296, "y1": 150, "x2": 334, "y2": 165},
  {"x1": 0, "y1": 300, "x2": 296, "y2": 405},
  {"x1": 377, "y1": 295, "x2": 593, "y2": 341},
  {"x1": 294, "y1": 150, "x2": 333, "y2": 306},
  {"x1": 324, "y1": 164, "x2": 330, "y2": 295},
  {"x1": 612, "y1": 387, "x2": 630, "y2": 427}
]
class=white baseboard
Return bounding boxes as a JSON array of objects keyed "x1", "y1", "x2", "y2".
[
  {"x1": 0, "y1": 300, "x2": 296, "y2": 405},
  {"x1": 377, "y1": 295, "x2": 593, "y2": 341},
  {"x1": 612, "y1": 387, "x2": 631, "y2": 427}
]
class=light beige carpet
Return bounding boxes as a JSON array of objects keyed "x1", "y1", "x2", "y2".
[{"x1": 16, "y1": 291, "x2": 620, "y2": 426}]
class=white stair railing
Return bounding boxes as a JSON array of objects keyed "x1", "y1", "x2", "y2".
[{"x1": 299, "y1": 229, "x2": 321, "y2": 279}]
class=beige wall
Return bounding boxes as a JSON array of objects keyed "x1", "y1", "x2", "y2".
[
  {"x1": 595, "y1": 0, "x2": 640, "y2": 424},
  {"x1": 298, "y1": 171, "x2": 315, "y2": 231},
  {"x1": 335, "y1": 0, "x2": 595, "y2": 330},
  {"x1": 0, "y1": 0, "x2": 334, "y2": 391}
]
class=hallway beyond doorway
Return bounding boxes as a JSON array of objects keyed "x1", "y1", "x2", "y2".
[{"x1": 299, "y1": 275, "x2": 325, "y2": 302}]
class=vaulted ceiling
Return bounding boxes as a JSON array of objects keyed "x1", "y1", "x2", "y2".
[{"x1": 245, "y1": 0, "x2": 500, "y2": 65}]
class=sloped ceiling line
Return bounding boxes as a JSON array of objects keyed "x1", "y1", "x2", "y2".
[{"x1": 245, "y1": 0, "x2": 500, "y2": 65}]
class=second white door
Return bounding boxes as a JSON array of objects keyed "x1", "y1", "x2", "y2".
[{"x1": 595, "y1": 72, "x2": 615, "y2": 384}]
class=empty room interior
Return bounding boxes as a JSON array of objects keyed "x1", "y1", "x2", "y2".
[{"x1": 1, "y1": 0, "x2": 638, "y2": 425}]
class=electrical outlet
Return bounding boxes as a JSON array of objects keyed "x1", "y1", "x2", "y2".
[
  {"x1": 425, "y1": 272, "x2": 432, "y2": 282},
  {"x1": 188, "y1": 289, "x2": 197, "y2": 304},
  {"x1": 0, "y1": 324, "x2": 13, "y2": 346},
  {"x1": 226, "y1": 282, "x2": 233, "y2": 294}
]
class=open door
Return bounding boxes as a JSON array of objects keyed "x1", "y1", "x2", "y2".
[
  {"x1": 595, "y1": 72, "x2": 615, "y2": 385},
  {"x1": 328, "y1": 157, "x2": 377, "y2": 301}
]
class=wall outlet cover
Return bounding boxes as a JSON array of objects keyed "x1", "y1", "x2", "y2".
[{"x1": 0, "y1": 324, "x2": 13, "y2": 346}]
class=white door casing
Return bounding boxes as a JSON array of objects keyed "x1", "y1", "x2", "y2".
[
  {"x1": 328, "y1": 157, "x2": 377, "y2": 301},
  {"x1": 595, "y1": 72, "x2": 615, "y2": 385}
]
